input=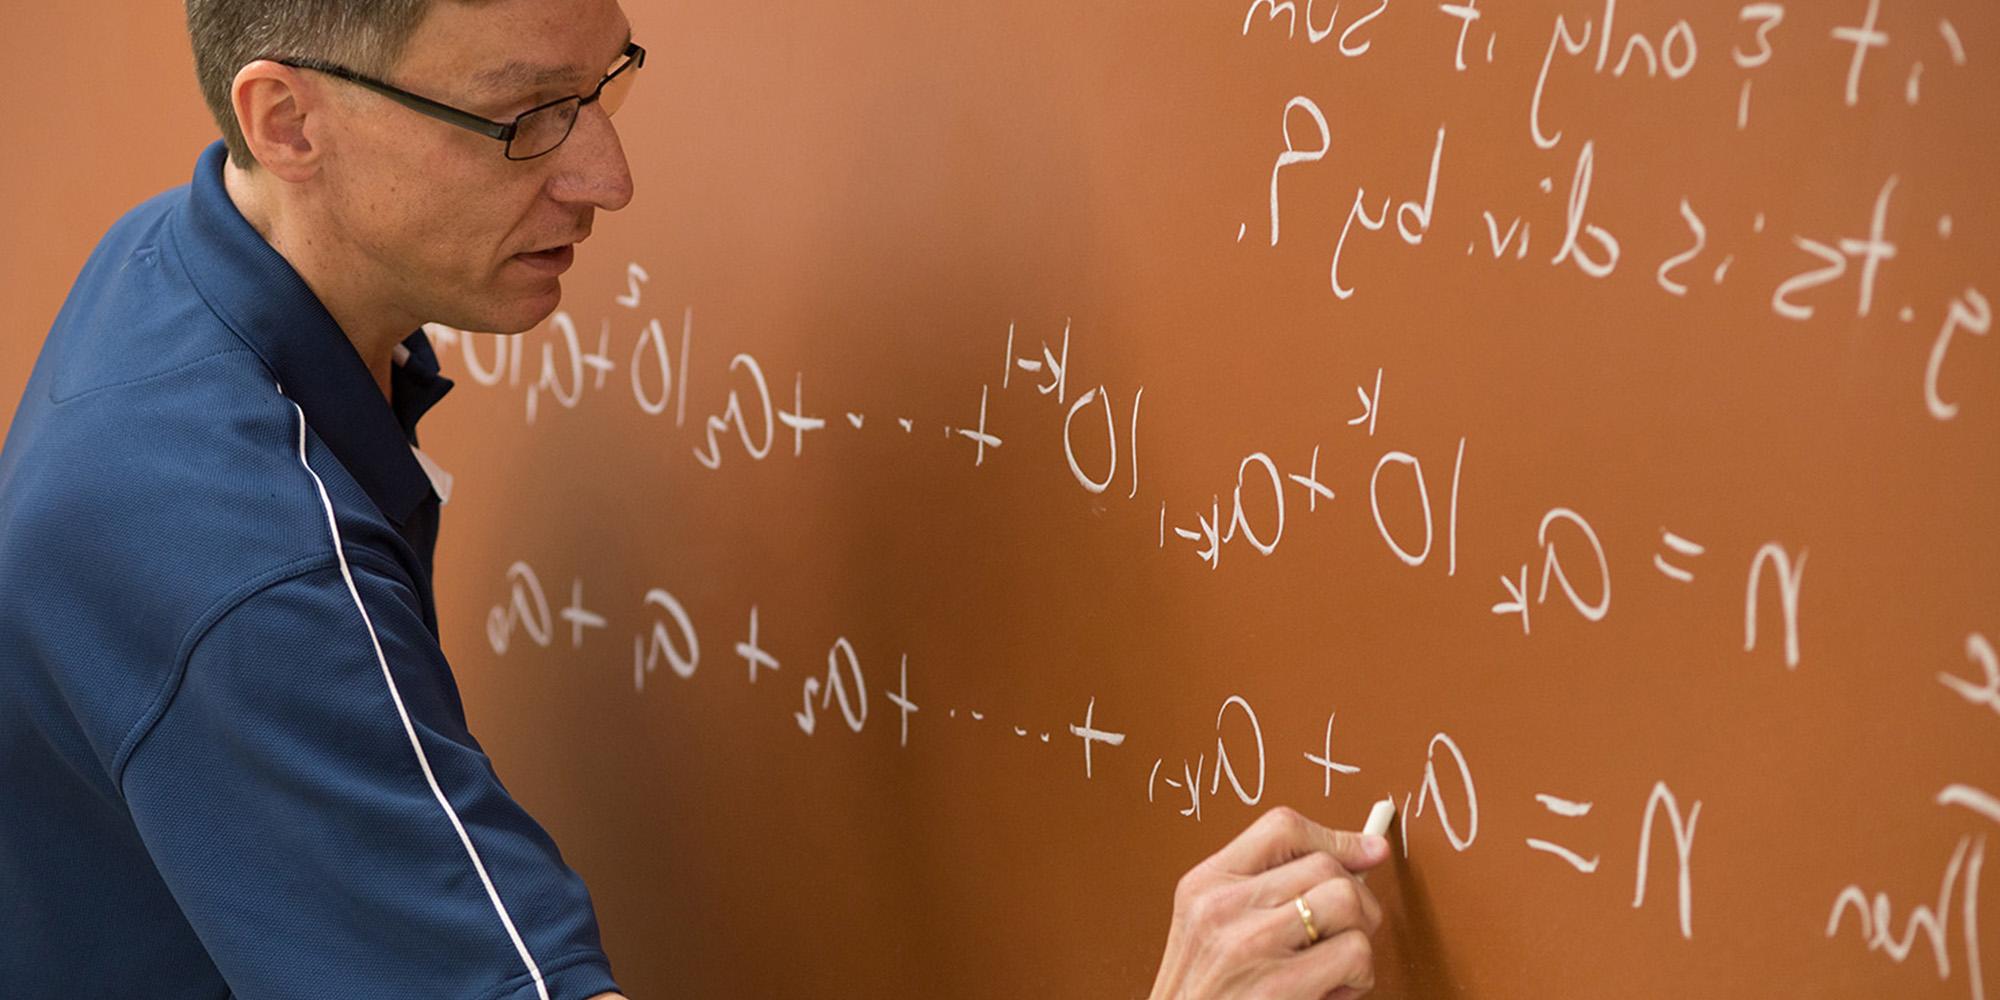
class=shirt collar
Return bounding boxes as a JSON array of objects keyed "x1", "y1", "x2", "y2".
[
  {"x1": 389, "y1": 334, "x2": 454, "y2": 444},
  {"x1": 171, "y1": 141, "x2": 454, "y2": 527}
]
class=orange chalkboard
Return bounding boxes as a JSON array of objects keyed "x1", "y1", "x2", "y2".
[{"x1": 5, "y1": 2, "x2": 1998, "y2": 997}]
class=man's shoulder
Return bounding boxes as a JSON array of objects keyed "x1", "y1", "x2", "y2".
[
  {"x1": 0, "y1": 313, "x2": 340, "y2": 654},
  {"x1": 1, "y1": 182, "x2": 380, "y2": 732},
  {"x1": 0, "y1": 333, "x2": 403, "y2": 785},
  {"x1": 6, "y1": 172, "x2": 312, "y2": 537},
  {"x1": 3, "y1": 179, "x2": 305, "y2": 567},
  {"x1": 0, "y1": 319, "x2": 376, "y2": 629},
  {"x1": 0, "y1": 162, "x2": 438, "y2": 779},
  {"x1": 36, "y1": 180, "x2": 253, "y2": 402}
]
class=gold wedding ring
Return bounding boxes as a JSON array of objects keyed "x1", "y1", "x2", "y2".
[{"x1": 1294, "y1": 894, "x2": 1320, "y2": 946}]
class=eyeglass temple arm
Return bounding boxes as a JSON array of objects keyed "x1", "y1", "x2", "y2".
[
  {"x1": 280, "y1": 58, "x2": 515, "y2": 141},
  {"x1": 581, "y1": 44, "x2": 646, "y2": 109}
]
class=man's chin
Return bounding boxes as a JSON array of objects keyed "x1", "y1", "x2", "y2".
[{"x1": 447, "y1": 285, "x2": 564, "y2": 336}]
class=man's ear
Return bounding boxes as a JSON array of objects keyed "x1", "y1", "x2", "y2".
[{"x1": 230, "y1": 61, "x2": 324, "y2": 182}]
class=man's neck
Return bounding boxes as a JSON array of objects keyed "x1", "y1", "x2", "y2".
[{"x1": 223, "y1": 162, "x2": 400, "y2": 401}]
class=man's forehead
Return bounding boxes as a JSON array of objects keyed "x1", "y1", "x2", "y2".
[{"x1": 467, "y1": 27, "x2": 633, "y2": 95}]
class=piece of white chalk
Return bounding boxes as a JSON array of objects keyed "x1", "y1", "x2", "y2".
[
  {"x1": 1357, "y1": 797, "x2": 1396, "y2": 883},
  {"x1": 1362, "y1": 796, "x2": 1396, "y2": 838}
]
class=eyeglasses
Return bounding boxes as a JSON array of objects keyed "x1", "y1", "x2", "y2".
[{"x1": 274, "y1": 42, "x2": 645, "y2": 161}]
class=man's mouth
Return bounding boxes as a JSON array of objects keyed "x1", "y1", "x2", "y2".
[{"x1": 513, "y1": 244, "x2": 576, "y2": 275}]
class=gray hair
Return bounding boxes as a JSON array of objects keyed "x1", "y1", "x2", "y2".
[{"x1": 185, "y1": 0, "x2": 438, "y2": 168}]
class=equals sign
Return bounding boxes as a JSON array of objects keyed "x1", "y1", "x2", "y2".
[{"x1": 1653, "y1": 529, "x2": 1705, "y2": 583}]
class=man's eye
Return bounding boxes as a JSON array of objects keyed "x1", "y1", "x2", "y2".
[{"x1": 500, "y1": 93, "x2": 561, "y2": 118}]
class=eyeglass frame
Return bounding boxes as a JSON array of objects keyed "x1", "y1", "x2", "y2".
[{"x1": 269, "y1": 41, "x2": 645, "y2": 161}]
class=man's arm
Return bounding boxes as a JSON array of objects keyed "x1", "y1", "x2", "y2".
[{"x1": 122, "y1": 566, "x2": 620, "y2": 1000}]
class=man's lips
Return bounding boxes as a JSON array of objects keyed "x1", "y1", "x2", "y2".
[{"x1": 512, "y1": 244, "x2": 576, "y2": 275}]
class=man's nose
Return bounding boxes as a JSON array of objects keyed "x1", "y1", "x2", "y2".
[{"x1": 547, "y1": 103, "x2": 635, "y2": 212}]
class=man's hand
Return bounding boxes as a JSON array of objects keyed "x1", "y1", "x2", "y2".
[{"x1": 1146, "y1": 806, "x2": 1390, "y2": 1000}]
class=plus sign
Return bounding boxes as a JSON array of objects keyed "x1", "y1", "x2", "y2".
[
  {"x1": 1287, "y1": 445, "x2": 1336, "y2": 512},
  {"x1": 559, "y1": 579, "x2": 607, "y2": 649},
  {"x1": 734, "y1": 605, "x2": 781, "y2": 683},
  {"x1": 1302, "y1": 710, "x2": 1359, "y2": 797},
  {"x1": 777, "y1": 373, "x2": 827, "y2": 457},
  {"x1": 1067, "y1": 696, "x2": 1127, "y2": 780},
  {"x1": 583, "y1": 322, "x2": 616, "y2": 390},
  {"x1": 883, "y1": 655, "x2": 919, "y2": 748},
  {"x1": 955, "y1": 385, "x2": 1003, "y2": 466}
]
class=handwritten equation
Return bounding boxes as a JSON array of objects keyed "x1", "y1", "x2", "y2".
[
  {"x1": 479, "y1": 553, "x2": 1997, "y2": 995},
  {"x1": 430, "y1": 2, "x2": 1995, "y2": 995}
]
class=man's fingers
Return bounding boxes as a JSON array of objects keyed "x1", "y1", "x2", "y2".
[
  {"x1": 1205, "y1": 806, "x2": 1318, "y2": 876},
  {"x1": 1208, "y1": 806, "x2": 1389, "y2": 878},
  {"x1": 1250, "y1": 868, "x2": 1383, "y2": 956},
  {"x1": 1241, "y1": 849, "x2": 1349, "y2": 910},
  {"x1": 1283, "y1": 926, "x2": 1376, "y2": 998},
  {"x1": 1322, "y1": 826, "x2": 1391, "y2": 874},
  {"x1": 1300, "y1": 871, "x2": 1383, "y2": 941},
  {"x1": 1156, "y1": 808, "x2": 1389, "y2": 1000}
]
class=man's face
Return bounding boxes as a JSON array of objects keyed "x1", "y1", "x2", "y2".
[{"x1": 312, "y1": 0, "x2": 635, "y2": 336}]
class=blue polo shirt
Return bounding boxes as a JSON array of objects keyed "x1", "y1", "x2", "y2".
[{"x1": 0, "y1": 142, "x2": 621, "y2": 1000}]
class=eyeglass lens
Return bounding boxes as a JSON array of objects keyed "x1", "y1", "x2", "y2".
[
  {"x1": 600, "y1": 58, "x2": 640, "y2": 117},
  {"x1": 506, "y1": 53, "x2": 642, "y2": 160},
  {"x1": 510, "y1": 103, "x2": 582, "y2": 159}
]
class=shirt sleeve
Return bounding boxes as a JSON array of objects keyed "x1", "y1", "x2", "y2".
[{"x1": 119, "y1": 559, "x2": 621, "y2": 1000}]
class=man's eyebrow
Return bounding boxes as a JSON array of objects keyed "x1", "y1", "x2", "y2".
[
  {"x1": 471, "y1": 61, "x2": 585, "y2": 95},
  {"x1": 471, "y1": 31, "x2": 635, "y2": 97}
]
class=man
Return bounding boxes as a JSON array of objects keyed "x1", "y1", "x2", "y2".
[{"x1": 0, "y1": 1, "x2": 1388, "y2": 997}]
